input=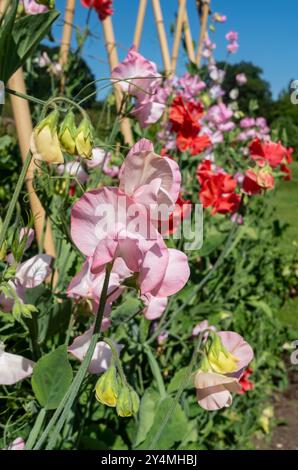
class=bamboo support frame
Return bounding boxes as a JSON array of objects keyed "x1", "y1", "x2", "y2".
[
  {"x1": 171, "y1": 0, "x2": 186, "y2": 73},
  {"x1": 183, "y1": 5, "x2": 196, "y2": 63},
  {"x1": 7, "y1": 70, "x2": 56, "y2": 259},
  {"x1": 59, "y1": 0, "x2": 76, "y2": 66},
  {"x1": 196, "y1": 0, "x2": 210, "y2": 66},
  {"x1": 101, "y1": 16, "x2": 134, "y2": 145},
  {"x1": 133, "y1": 0, "x2": 148, "y2": 49},
  {"x1": 151, "y1": 0, "x2": 171, "y2": 74}
]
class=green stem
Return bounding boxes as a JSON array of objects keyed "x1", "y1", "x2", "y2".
[
  {"x1": 5, "y1": 87, "x2": 47, "y2": 107},
  {"x1": 147, "y1": 333, "x2": 204, "y2": 450},
  {"x1": 33, "y1": 264, "x2": 112, "y2": 450},
  {"x1": 0, "y1": 151, "x2": 32, "y2": 250},
  {"x1": 25, "y1": 408, "x2": 47, "y2": 450},
  {"x1": 104, "y1": 337, "x2": 127, "y2": 386},
  {"x1": 144, "y1": 344, "x2": 167, "y2": 399}
]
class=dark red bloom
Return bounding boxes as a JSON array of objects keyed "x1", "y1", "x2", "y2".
[
  {"x1": 249, "y1": 138, "x2": 286, "y2": 168},
  {"x1": 169, "y1": 96, "x2": 210, "y2": 156},
  {"x1": 237, "y1": 367, "x2": 254, "y2": 394},
  {"x1": 81, "y1": 0, "x2": 113, "y2": 21},
  {"x1": 242, "y1": 168, "x2": 274, "y2": 195},
  {"x1": 196, "y1": 159, "x2": 213, "y2": 185},
  {"x1": 280, "y1": 163, "x2": 292, "y2": 181},
  {"x1": 199, "y1": 172, "x2": 241, "y2": 215}
]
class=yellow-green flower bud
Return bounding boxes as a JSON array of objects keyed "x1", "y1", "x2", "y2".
[
  {"x1": 116, "y1": 386, "x2": 140, "y2": 418},
  {"x1": 59, "y1": 111, "x2": 77, "y2": 155},
  {"x1": 95, "y1": 366, "x2": 119, "y2": 407},
  {"x1": 30, "y1": 110, "x2": 63, "y2": 164},
  {"x1": 75, "y1": 117, "x2": 93, "y2": 160}
]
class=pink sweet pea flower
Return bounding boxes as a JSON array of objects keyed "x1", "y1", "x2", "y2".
[
  {"x1": 195, "y1": 331, "x2": 253, "y2": 410},
  {"x1": 227, "y1": 42, "x2": 239, "y2": 54},
  {"x1": 226, "y1": 31, "x2": 238, "y2": 42},
  {"x1": 111, "y1": 47, "x2": 164, "y2": 127},
  {"x1": 0, "y1": 254, "x2": 52, "y2": 312},
  {"x1": 0, "y1": 342, "x2": 34, "y2": 386},
  {"x1": 118, "y1": 138, "x2": 181, "y2": 216},
  {"x1": 236, "y1": 73, "x2": 247, "y2": 86},
  {"x1": 192, "y1": 319, "x2": 216, "y2": 337},
  {"x1": 22, "y1": 0, "x2": 48, "y2": 15},
  {"x1": 6, "y1": 438, "x2": 25, "y2": 450},
  {"x1": 131, "y1": 98, "x2": 165, "y2": 129},
  {"x1": 111, "y1": 46, "x2": 161, "y2": 101},
  {"x1": 68, "y1": 327, "x2": 122, "y2": 374},
  {"x1": 19, "y1": 227, "x2": 35, "y2": 251}
]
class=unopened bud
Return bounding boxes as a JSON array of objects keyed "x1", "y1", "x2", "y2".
[
  {"x1": 116, "y1": 386, "x2": 140, "y2": 418},
  {"x1": 95, "y1": 365, "x2": 119, "y2": 407},
  {"x1": 30, "y1": 110, "x2": 63, "y2": 164},
  {"x1": 75, "y1": 117, "x2": 93, "y2": 159},
  {"x1": 59, "y1": 111, "x2": 77, "y2": 155}
]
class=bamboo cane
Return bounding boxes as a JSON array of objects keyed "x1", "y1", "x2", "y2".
[
  {"x1": 133, "y1": 0, "x2": 148, "y2": 49},
  {"x1": 183, "y1": 5, "x2": 195, "y2": 63},
  {"x1": 151, "y1": 0, "x2": 171, "y2": 74},
  {"x1": 101, "y1": 16, "x2": 134, "y2": 145},
  {"x1": 7, "y1": 70, "x2": 56, "y2": 259},
  {"x1": 196, "y1": 0, "x2": 210, "y2": 66},
  {"x1": 171, "y1": 0, "x2": 186, "y2": 74},
  {"x1": 59, "y1": 0, "x2": 76, "y2": 66}
]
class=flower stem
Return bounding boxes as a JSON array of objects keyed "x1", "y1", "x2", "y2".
[
  {"x1": 144, "y1": 344, "x2": 167, "y2": 399},
  {"x1": 147, "y1": 333, "x2": 204, "y2": 450},
  {"x1": 33, "y1": 264, "x2": 112, "y2": 450},
  {"x1": 0, "y1": 151, "x2": 32, "y2": 251}
]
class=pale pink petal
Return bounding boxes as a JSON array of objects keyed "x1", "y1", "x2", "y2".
[
  {"x1": 0, "y1": 350, "x2": 34, "y2": 385},
  {"x1": 16, "y1": 254, "x2": 52, "y2": 288},
  {"x1": 119, "y1": 139, "x2": 181, "y2": 211},
  {"x1": 138, "y1": 240, "x2": 169, "y2": 295},
  {"x1": 151, "y1": 248, "x2": 190, "y2": 297},
  {"x1": 195, "y1": 372, "x2": 241, "y2": 410},
  {"x1": 217, "y1": 331, "x2": 254, "y2": 371},
  {"x1": 71, "y1": 187, "x2": 119, "y2": 257},
  {"x1": 131, "y1": 98, "x2": 165, "y2": 128},
  {"x1": 7, "y1": 437, "x2": 25, "y2": 450},
  {"x1": 142, "y1": 293, "x2": 168, "y2": 320},
  {"x1": 68, "y1": 327, "x2": 122, "y2": 374},
  {"x1": 19, "y1": 228, "x2": 34, "y2": 251}
]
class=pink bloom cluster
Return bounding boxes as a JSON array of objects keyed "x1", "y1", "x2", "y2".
[
  {"x1": 21, "y1": 0, "x2": 48, "y2": 15},
  {"x1": 111, "y1": 47, "x2": 165, "y2": 128},
  {"x1": 226, "y1": 31, "x2": 239, "y2": 54},
  {"x1": 67, "y1": 139, "x2": 190, "y2": 372}
]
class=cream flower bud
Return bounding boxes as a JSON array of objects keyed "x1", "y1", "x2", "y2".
[
  {"x1": 59, "y1": 111, "x2": 77, "y2": 155},
  {"x1": 116, "y1": 386, "x2": 140, "y2": 417},
  {"x1": 75, "y1": 117, "x2": 93, "y2": 160},
  {"x1": 95, "y1": 365, "x2": 119, "y2": 407},
  {"x1": 30, "y1": 110, "x2": 63, "y2": 164}
]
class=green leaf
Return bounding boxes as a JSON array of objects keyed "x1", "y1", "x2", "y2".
[
  {"x1": 167, "y1": 367, "x2": 193, "y2": 394},
  {"x1": 137, "y1": 397, "x2": 188, "y2": 450},
  {"x1": 0, "y1": 9, "x2": 59, "y2": 83},
  {"x1": 32, "y1": 345, "x2": 73, "y2": 410},
  {"x1": 134, "y1": 389, "x2": 159, "y2": 447}
]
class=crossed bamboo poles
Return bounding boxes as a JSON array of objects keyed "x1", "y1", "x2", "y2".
[{"x1": 1, "y1": 0, "x2": 211, "y2": 260}]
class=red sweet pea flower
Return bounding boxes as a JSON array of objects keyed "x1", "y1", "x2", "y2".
[
  {"x1": 280, "y1": 163, "x2": 292, "y2": 181},
  {"x1": 199, "y1": 173, "x2": 241, "y2": 215},
  {"x1": 242, "y1": 168, "x2": 274, "y2": 195},
  {"x1": 238, "y1": 367, "x2": 254, "y2": 394},
  {"x1": 249, "y1": 138, "x2": 286, "y2": 168},
  {"x1": 81, "y1": 0, "x2": 113, "y2": 21},
  {"x1": 169, "y1": 97, "x2": 210, "y2": 155},
  {"x1": 196, "y1": 159, "x2": 213, "y2": 185}
]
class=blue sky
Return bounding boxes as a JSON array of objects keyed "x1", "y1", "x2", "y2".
[{"x1": 53, "y1": 0, "x2": 298, "y2": 99}]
